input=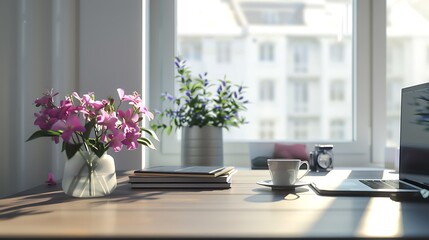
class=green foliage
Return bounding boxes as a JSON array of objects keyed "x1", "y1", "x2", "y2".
[{"x1": 151, "y1": 57, "x2": 249, "y2": 134}]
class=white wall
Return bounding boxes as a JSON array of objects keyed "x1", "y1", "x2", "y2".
[
  {"x1": 0, "y1": 0, "x2": 143, "y2": 197},
  {"x1": 79, "y1": 0, "x2": 144, "y2": 171}
]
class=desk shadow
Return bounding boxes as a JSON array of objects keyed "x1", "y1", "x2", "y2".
[
  {"x1": 245, "y1": 187, "x2": 309, "y2": 203},
  {"x1": 308, "y1": 171, "x2": 330, "y2": 177},
  {"x1": 0, "y1": 187, "x2": 75, "y2": 220},
  {"x1": 0, "y1": 181, "x2": 166, "y2": 220},
  {"x1": 400, "y1": 202, "x2": 429, "y2": 236}
]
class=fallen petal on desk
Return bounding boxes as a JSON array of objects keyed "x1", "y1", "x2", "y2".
[{"x1": 46, "y1": 172, "x2": 57, "y2": 186}]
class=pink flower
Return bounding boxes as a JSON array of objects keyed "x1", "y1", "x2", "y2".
[
  {"x1": 97, "y1": 109, "x2": 117, "y2": 130},
  {"x1": 87, "y1": 98, "x2": 104, "y2": 111},
  {"x1": 73, "y1": 92, "x2": 105, "y2": 111},
  {"x1": 58, "y1": 97, "x2": 82, "y2": 119},
  {"x1": 118, "y1": 88, "x2": 143, "y2": 106},
  {"x1": 117, "y1": 88, "x2": 125, "y2": 100},
  {"x1": 136, "y1": 102, "x2": 154, "y2": 120},
  {"x1": 122, "y1": 129, "x2": 141, "y2": 150},
  {"x1": 118, "y1": 109, "x2": 138, "y2": 131},
  {"x1": 51, "y1": 115, "x2": 86, "y2": 142},
  {"x1": 118, "y1": 88, "x2": 153, "y2": 120},
  {"x1": 108, "y1": 130, "x2": 126, "y2": 152},
  {"x1": 34, "y1": 113, "x2": 50, "y2": 130},
  {"x1": 29, "y1": 88, "x2": 158, "y2": 160},
  {"x1": 34, "y1": 89, "x2": 58, "y2": 107},
  {"x1": 34, "y1": 109, "x2": 61, "y2": 130}
]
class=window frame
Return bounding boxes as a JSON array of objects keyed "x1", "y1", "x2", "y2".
[
  {"x1": 259, "y1": 79, "x2": 275, "y2": 101},
  {"x1": 259, "y1": 41, "x2": 275, "y2": 62},
  {"x1": 148, "y1": 0, "x2": 383, "y2": 168}
]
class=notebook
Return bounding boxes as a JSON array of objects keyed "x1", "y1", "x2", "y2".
[{"x1": 311, "y1": 82, "x2": 429, "y2": 197}]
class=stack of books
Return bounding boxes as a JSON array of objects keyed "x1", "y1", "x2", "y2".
[{"x1": 128, "y1": 166, "x2": 237, "y2": 189}]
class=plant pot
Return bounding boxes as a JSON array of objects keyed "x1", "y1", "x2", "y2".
[
  {"x1": 181, "y1": 126, "x2": 224, "y2": 166},
  {"x1": 62, "y1": 150, "x2": 117, "y2": 198}
]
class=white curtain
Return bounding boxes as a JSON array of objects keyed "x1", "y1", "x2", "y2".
[
  {"x1": 0, "y1": 0, "x2": 144, "y2": 197},
  {"x1": 0, "y1": 0, "x2": 78, "y2": 197}
]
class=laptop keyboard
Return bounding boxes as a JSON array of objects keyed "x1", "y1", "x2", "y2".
[{"x1": 359, "y1": 180, "x2": 416, "y2": 190}]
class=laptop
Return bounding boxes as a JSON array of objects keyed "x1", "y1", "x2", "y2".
[{"x1": 311, "y1": 82, "x2": 429, "y2": 197}]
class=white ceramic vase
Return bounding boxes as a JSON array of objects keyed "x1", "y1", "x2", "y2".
[
  {"x1": 181, "y1": 126, "x2": 224, "y2": 166},
  {"x1": 62, "y1": 150, "x2": 117, "y2": 198}
]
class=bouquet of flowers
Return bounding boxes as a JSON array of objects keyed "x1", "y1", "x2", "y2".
[
  {"x1": 151, "y1": 57, "x2": 249, "y2": 134},
  {"x1": 27, "y1": 88, "x2": 158, "y2": 159}
]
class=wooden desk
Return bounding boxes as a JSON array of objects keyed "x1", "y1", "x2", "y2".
[{"x1": 1, "y1": 169, "x2": 429, "y2": 239}]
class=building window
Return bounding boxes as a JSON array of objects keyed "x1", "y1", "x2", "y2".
[
  {"x1": 291, "y1": 120, "x2": 308, "y2": 140},
  {"x1": 330, "y1": 42, "x2": 344, "y2": 63},
  {"x1": 292, "y1": 42, "x2": 309, "y2": 73},
  {"x1": 260, "y1": 119, "x2": 275, "y2": 139},
  {"x1": 216, "y1": 41, "x2": 231, "y2": 63},
  {"x1": 241, "y1": 2, "x2": 304, "y2": 25},
  {"x1": 262, "y1": 11, "x2": 280, "y2": 24},
  {"x1": 179, "y1": 38, "x2": 202, "y2": 61},
  {"x1": 291, "y1": 81, "x2": 309, "y2": 113},
  {"x1": 330, "y1": 80, "x2": 345, "y2": 101},
  {"x1": 259, "y1": 42, "x2": 275, "y2": 62},
  {"x1": 259, "y1": 79, "x2": 275, "y2": 101},
  {"x1": 330, "y1": 119, "x2": 345, "y2": 140}
]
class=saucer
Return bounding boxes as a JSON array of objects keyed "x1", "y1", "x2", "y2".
[{"x1": 256, "y1": 180, "x2": 309, "y2": 190}]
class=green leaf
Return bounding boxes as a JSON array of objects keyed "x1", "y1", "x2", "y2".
[
  {"x1": 137, "y1": 137, "x2": 156, "y2": 150},
  {"x1": 86, "y1": 139, "x2": 107, "y2": 158},
  {"x1": 93, "y1": 145, "x2": 107, "y2": 158},
  {"x1": 83, "y1": 120, "x2": 96, "y2": 139},
  {"x1": 26, "y1": 130, "x2": 62, "y2": 142},
  {"x1": 64, "y1": 143, "x2": 83, "y2": 159},
  {"x1": 141, "y1": 128, "x2": 160, "y2": 141}
]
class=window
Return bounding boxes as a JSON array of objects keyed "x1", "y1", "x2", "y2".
[
  {"x1": 175, "y1": 0, "x2": 352, "y2": 143},
  {"x1": 259, "y1": 119, "x2": 275, "y2": 139},
  {"x1": 262, "y1": 11, "x2": 280, "y2": 24},
  {"x1": 330, "y1": 42, "x2": 344, "y2": 63},
  {"x1": 386, "y1": 80, "x2": 401, "y2": 112},
  {"x1": 386, "y1": 0, "x2": 429, "y2": 148},
  {"x1": 290, "y1": 119, "x2": 308, "y2": 140},
  {"x1": 386, "y1": 118, "x2": 400, "y2": 146},
  {"x1": 149, "y1": 0, "x2": 373, "y2": 167},
  {"x1": 330, "y1": 80, "x2": 345, "y2": 101},
  {"x1": 386, "y1": 40, "x2": 403, "y2": 76},
  {"x1": 259, "y1": 42, "x2": 275, "y2": 62},
  {"x1": 291, "y1": 81, "x2": 309, "y2": 113},
  {"x1": 179, "y1": 38, "x2": 202, "y2": 61},
  {"x1": 386, "y1": 43, "x2": 393, "y2": 74},
  {"x1": 216, "y1": 41, "x2": 231, "y2": 63},
  {"x1": 330, "y1": 119, "x2": 345, "y2": 140},
  {"x1": 291, "y1": 42, "x2": 309, "y2": 73},
  {"x1": 241, "y1": 2, "x2": 304, "y2": 25},
  {"x1": 259, "y1": 79, "x2": 275, "y2": 101}
]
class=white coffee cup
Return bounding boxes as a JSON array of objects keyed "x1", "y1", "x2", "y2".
[{"x1": 267, "y1": 159, "x2": 310, "y2": 185}]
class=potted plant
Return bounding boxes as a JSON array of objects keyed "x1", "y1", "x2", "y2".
[
  {"x1": 151, "y1": 57, "x2": 249, "y2": 166},
  {"x1": 27, "y1": 88, "x2": 158, "y2": 197}
]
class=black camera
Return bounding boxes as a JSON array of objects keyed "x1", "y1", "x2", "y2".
[{"x1": 309, "y1": 144, "x2": 334, "y2": 172}]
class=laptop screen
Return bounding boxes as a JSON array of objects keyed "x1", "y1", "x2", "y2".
[{"x1": 400, "y1": 82, "x2": 429, "y2": 188}]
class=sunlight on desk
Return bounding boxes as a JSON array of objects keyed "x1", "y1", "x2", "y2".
[{"x1": 357, "y1": 198, "x2": 402, "y2": 237}]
